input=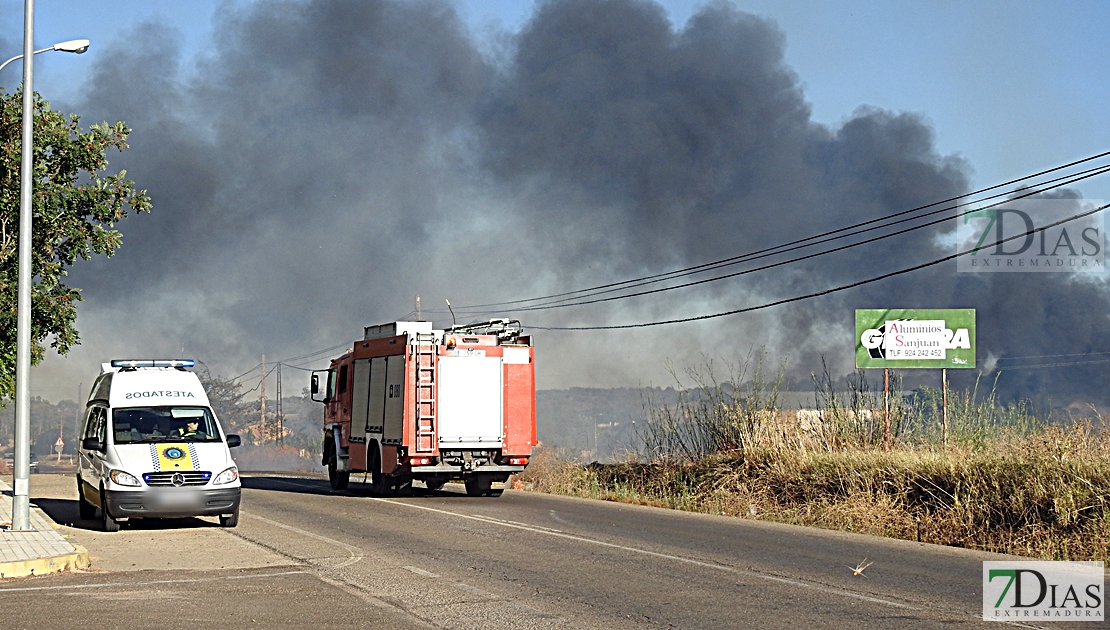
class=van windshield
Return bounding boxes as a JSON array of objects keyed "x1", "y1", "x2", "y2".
[{"x1": 112, "y1": 407, "x2": 223, "y2": 444}]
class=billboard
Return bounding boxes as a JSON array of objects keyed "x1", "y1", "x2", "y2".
[{"x1": 855, "y1": 309, "x2": 976, "y2": 369}]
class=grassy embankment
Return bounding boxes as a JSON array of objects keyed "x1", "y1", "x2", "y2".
[{"x1": 520, "y1": 358, "x2": 1110, "y2": 561}]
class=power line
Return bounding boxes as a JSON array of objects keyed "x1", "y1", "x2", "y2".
[
  {"x1": 474, "y1": 163, "x2": 1110, "y2": 313},
  {"x1": 996, "y1": 350, "x2": 1110, "y2": 361},
  {"x1": 502, "y1": 166, "x2": 1110, "y2": 313},
  {"x1": 992, "y1": 358, "x2": 1110, "y2": 371},
  {"x1": 459, "y1": 150, "x2": 1110, "y2": 310},
  {"x1": 227, "y1": 341, "x2": 353, "y2": 382},
  {"x1": 527, "y1": 202, "x2": 1110, "y2": 331}
]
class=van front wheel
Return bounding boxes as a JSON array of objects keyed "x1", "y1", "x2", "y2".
[
  {"x1": 220, "y1": 507, "x2": 239, "y2": 528},
  {"x1": 100, "y1": 488, "x2": 120, "y2": 532}
]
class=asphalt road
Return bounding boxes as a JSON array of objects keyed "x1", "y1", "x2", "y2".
[{"x1": 0, "y1": 472, "x2": 1044, "y2": 628}]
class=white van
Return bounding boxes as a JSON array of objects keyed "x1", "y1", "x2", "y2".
[{"x1": 76, "y1": 360, "x2": 242, "y2": 532}]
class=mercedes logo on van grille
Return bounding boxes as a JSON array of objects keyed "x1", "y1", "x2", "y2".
[{"x1": 171, "y1": 473, "x2": 185, "y2": 487}]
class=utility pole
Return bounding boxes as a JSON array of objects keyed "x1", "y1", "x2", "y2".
[
  {"x1": 260, "y1": 354, "x2": 267, "y2": 441},
  {"x1": 276, "y1": 362, "x2": 283, "y2": 446}
]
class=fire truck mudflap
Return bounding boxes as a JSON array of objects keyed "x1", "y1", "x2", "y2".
[{"x1": 312, "y1": 319, "x2": 536, "y2": 497}]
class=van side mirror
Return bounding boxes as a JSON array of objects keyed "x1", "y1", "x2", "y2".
[
  {"x1": 82, "y1": 436, "x2": 103, "y2": 451},
  {"x1": 226, "y1": 434, "x2": 241, "y2": 448}
]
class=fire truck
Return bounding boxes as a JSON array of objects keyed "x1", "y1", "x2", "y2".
[{"x1": 311, "y1": 319, "x2": 536, "y2": 497}]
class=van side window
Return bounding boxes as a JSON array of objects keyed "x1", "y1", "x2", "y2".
[
  {"x1": 83, "y1": 407, "x2": 107, "y2": 443},
  {"x1": 337, "y1": 365, "x2": 348, "y2": 395}
]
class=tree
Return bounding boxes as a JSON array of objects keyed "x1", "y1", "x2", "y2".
[{"x1": 0, "y1": 90, "x2": 150, "y2": 397}]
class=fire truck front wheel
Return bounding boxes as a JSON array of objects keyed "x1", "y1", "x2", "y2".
[{"x1": 328, "y1": 458, "x2": 350, "y2": 491}]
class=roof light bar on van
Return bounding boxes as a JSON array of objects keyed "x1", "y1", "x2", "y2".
[{"x1": 110, "y1": 359, "x2": 196, "y2": 369}]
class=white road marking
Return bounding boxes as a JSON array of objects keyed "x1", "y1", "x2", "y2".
[
  {"x1": 473, "y1": 514, "x2": 563, "y2": 533},
  {"x1": 454, "y1": 582, "x2": 499, "y2": 599},
  {"x1": 0, "y1": 570, "x2": 307, "y2": 593},
  {"x1": 378, "y1": 498, "x2": 920, "y2": 611},
  {"x1": 241, "y1": 510, "x2": 364, "y2": 569},
  {"x1": 403, "y1": 565, "x2": 440, "y2": 578}
]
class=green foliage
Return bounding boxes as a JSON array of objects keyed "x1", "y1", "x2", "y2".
[{"x1": 0, "y1": 90, "x2": 150, "y2": 396}]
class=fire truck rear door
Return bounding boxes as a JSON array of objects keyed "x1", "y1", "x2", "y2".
[{"x1": 437, "y1": 356, "x2": 503, "y2": 447}]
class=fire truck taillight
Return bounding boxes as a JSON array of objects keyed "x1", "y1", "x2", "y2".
[
  {"x1": 508, "y1": 457, "x2": 529, "y2": 466},
  {"x1": 408, "y1": 456, "x2": 432, "y2": 466}
]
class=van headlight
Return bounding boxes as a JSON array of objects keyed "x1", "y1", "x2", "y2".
[
  {"x1": 213, "y1": 467, "x2": 238, "y2": 485},
  {"x1": 109, "y1": 469, "x2": 141, "y2": 487}
]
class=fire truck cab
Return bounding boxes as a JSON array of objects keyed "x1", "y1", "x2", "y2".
[{"x1": 313, "y1": 319, "x2": 536, "y2": 497}]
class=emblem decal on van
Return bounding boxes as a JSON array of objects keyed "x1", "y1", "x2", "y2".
[{"x1": 149, "y1": 444, "x2": 200, "y2": 471}]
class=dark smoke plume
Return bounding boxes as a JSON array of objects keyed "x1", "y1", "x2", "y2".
[{"x1": 11, "y1": 0, "x2": 1110, "y2": 407}]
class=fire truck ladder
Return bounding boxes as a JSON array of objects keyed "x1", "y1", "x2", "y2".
[{"x1": 413, "y1": 334, "x2": 438, "y2": 453}]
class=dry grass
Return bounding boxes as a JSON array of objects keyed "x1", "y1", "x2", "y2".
[
  {"x1": 523, "y1": 353, "x2": 1110, "y2": 560},
  {"x1": 522, "y1": 423, "x2": 1110, "y2": 560}
]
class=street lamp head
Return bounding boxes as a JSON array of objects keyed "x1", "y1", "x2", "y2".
[{"x1": 52, "y1": 39, "x2": 90, "y2": 54}]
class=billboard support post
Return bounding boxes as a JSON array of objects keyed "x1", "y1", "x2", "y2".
[
  {"x1": 942, "y1": 368, "x2": 948, "y2": 447},
  {"x1": 883, "y1": 368, "x2": 890, "y2": 453}
]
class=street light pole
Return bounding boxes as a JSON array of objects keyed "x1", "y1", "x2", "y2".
[
  {"x1": 7, "y1": 0, "x2": 89, "y2": 531},
  {"x1": 0, "y1": 39, "x2": 90, "y2": 74},
  {"x1": 12, "y1": 0, "x2": 37, "y2": 532}
]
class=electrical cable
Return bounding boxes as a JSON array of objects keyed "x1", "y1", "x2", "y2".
[
  {"x1": 995, "y1": 350, "x2": 1110, "y2": 361},
  {"x1": 459, "y1": 150, "x2": 1110, "y2": 310},
  {"x1": 467, "y1": 163, "x2": 1110, "y2": 313},
  {"x1": 227, "y1": 341, "x2": 354, "y2": 382},
  {"x1": 526, "y1": 202, "x2": 1110, "y2": 330},
  {"x1": 504, "y1": 166, "x2": 1110, "y2": 313},
  {"x1": 990, "y1": 358, "x2": 1110, "y2": 371}
]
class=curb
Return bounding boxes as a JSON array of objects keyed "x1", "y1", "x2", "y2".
[
  {"x1": 0, "y1": 543, "x2": 90, "y2": 579},
  {"x1": 0, "y1": 482, "x2": 93, "y2": 579}
]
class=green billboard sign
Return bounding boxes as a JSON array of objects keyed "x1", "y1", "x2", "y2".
[{"x1": 855, "y1": 309, "x2": 976, "y2": 369}]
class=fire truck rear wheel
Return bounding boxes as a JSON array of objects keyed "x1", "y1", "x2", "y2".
[
  {"x1": 465, "y1": 477, "x2": 492, "y2": 497},
  {"x1": 369, "y1": 448, "x2": 391, "y2": 496},
  {"x1": 328, "y1": 459, "x2": 350, "y2": 490}
]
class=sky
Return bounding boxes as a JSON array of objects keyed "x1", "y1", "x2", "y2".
[{"x1": 2, "y1": 0, "x2": 1110, "y2": 404}]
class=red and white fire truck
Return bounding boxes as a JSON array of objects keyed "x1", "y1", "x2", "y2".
[{"x1": 312, "y1": 319, "x2": 536, "y2": 497}]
